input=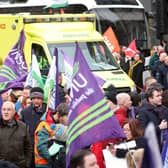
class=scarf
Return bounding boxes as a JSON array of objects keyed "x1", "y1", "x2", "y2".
[{"x1": 128, "y1": 60, "x2": 143, "y2": 78}]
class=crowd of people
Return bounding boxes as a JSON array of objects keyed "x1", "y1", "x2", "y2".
[{"x1": 0, "y1": 44, "x2": 168, "y2": 168}]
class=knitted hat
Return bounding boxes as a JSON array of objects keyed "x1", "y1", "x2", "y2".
[
  {"x1": 50, "y1": 124, "x2": 67, "y2": 142},
  {"x1": 30, "y1": 87, "x2": 44, "y2": 99}
]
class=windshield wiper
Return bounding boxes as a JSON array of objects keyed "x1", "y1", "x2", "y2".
[{"x1": 92, "y1": 63, "x2": 117, "y2": 70}]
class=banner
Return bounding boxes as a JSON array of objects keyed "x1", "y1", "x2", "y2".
[
  {"x1": 0, "y1": 31, "x2": 28, "y2": 93},
  {"x1": 124, "y1": 39, "x2": 137, "y2": 58},
  {"x1": 66, "y1": 43, "x2": 124, "y2": 168},
  {"x1": 103, "y1": 26, "x2": 120, "y2": 53}
]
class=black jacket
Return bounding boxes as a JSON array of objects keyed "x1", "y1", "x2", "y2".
[
  {"x1": 132, "y1": 62, "x2": 144, "y2": 89},
  {"x1": 137, "y1": 102, "x2": 168, "y2": 146},
  {"x1": 20, "y1": 103, "x2": 46, "y2": 146},
  {"x1": 0, "y1": 119, "x2": 32, "y2": 168},
  {"x1": 120, "y1": 57, "x2": 130, "y2": 74}
]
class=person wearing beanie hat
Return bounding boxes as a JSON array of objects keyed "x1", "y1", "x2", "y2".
[
  {"x1": 30, "y1": 87, "x2": 44, "y2": 105},
  {"x1": 30, "y1": 87, "x2": 44, "y2": 100},
  {"x1": 20, "y1": 87, "x2": 47, "y2": 168},
  {"x1": 28, "y1": 87, "x2": 44, "y2": 111}
]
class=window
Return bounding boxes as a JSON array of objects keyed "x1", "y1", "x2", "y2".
[{"x1": 32, "y1": 44, "x2": 49, "y2": 77}]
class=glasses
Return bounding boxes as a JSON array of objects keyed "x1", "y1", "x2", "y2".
[{"x1": 123, "y1": 128, "x2": 131, "y2": 132}]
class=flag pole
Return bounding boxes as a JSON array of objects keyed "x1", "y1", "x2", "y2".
[{"x1": 46, "y1": 88, "x2": 51, "y2": 112}]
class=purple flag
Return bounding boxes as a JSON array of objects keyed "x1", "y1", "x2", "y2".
[
  {"x1": 62, "y1": 50, "x2": 105, "y2": 89},
  {"x1": 54, "y1": 48, "x2": 60, "y2": 109},
  {"x1": 0, "y1": 31, "x2": 28, "y2": 93},
  {"x1": 162, "y1": 134, "x2": 168, "y2": 167},
  {"x1": 142, "y1": 123, "x2": 162, "y2": 168},
  {"x1": 66, "y1": 43, "x2": 124, "y2": 168}
]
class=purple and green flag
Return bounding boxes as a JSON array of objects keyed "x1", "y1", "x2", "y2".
[
  {"x1": 62, "y1": 49, "x2": 105, "y2": 91},
  {"x1": 25, "y1": 49, "x2": 43, "y2": 89},
  {"x1": 66, "y1": 43, "x2": 124, "y2": 168},
  {"x1": 0, "y1": 31, "x2": 28, "y2": 93}
]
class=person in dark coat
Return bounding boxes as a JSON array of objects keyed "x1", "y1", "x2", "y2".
[
  {"x1": 157, "y1": 56, "x2": 168, "y2": 89},
  {"x1": 137, "y1": 85, "x2": 168, "y2": 148},
  {"x1": 129, "y1": 92, "x2": 142, "y2": 118},
  {"x1": 153, "y1": 51, "x2": 167, "y2": 82},
  {"x1": 20, "y1": 87, "x2": 46, "y2": 145},
  {"x1": 120, "y1": 56, "x2": 131, "y2": 74},
  {"x1": 129, "y1": 52, "x2": 144, "y2": 93},
  {"x1": 0, "y1": 101, "x2": 32, "y2": 168},
  {"x1": 120, "y1": 46, "x2": 131, "y2": 74},
  {"x1": 20, "y1": 87, "x2": 46, "y2": 168}
]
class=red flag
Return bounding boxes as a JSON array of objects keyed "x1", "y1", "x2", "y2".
[
  {"x1": 103, "y1": 26, "x2": 120, "y2": 53},
  {"x1": 125, "y1": 39, "x2": 137, "y2": 58}
]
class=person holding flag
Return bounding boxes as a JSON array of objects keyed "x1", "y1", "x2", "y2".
[
  {"x1": 120, "y1": 46, "x2": 131, "y2": 74},
  {"x1": 20, "y1": 87, "x2": 46, "y2": 168}
]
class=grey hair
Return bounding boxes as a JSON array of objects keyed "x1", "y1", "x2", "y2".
[{"x1": 2, "y1": 101, "x2": 15, "y2": 111}]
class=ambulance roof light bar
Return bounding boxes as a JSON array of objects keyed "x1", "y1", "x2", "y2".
[{"x1": 23, "y1": 15, "x2": 95, "y2": 24}]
